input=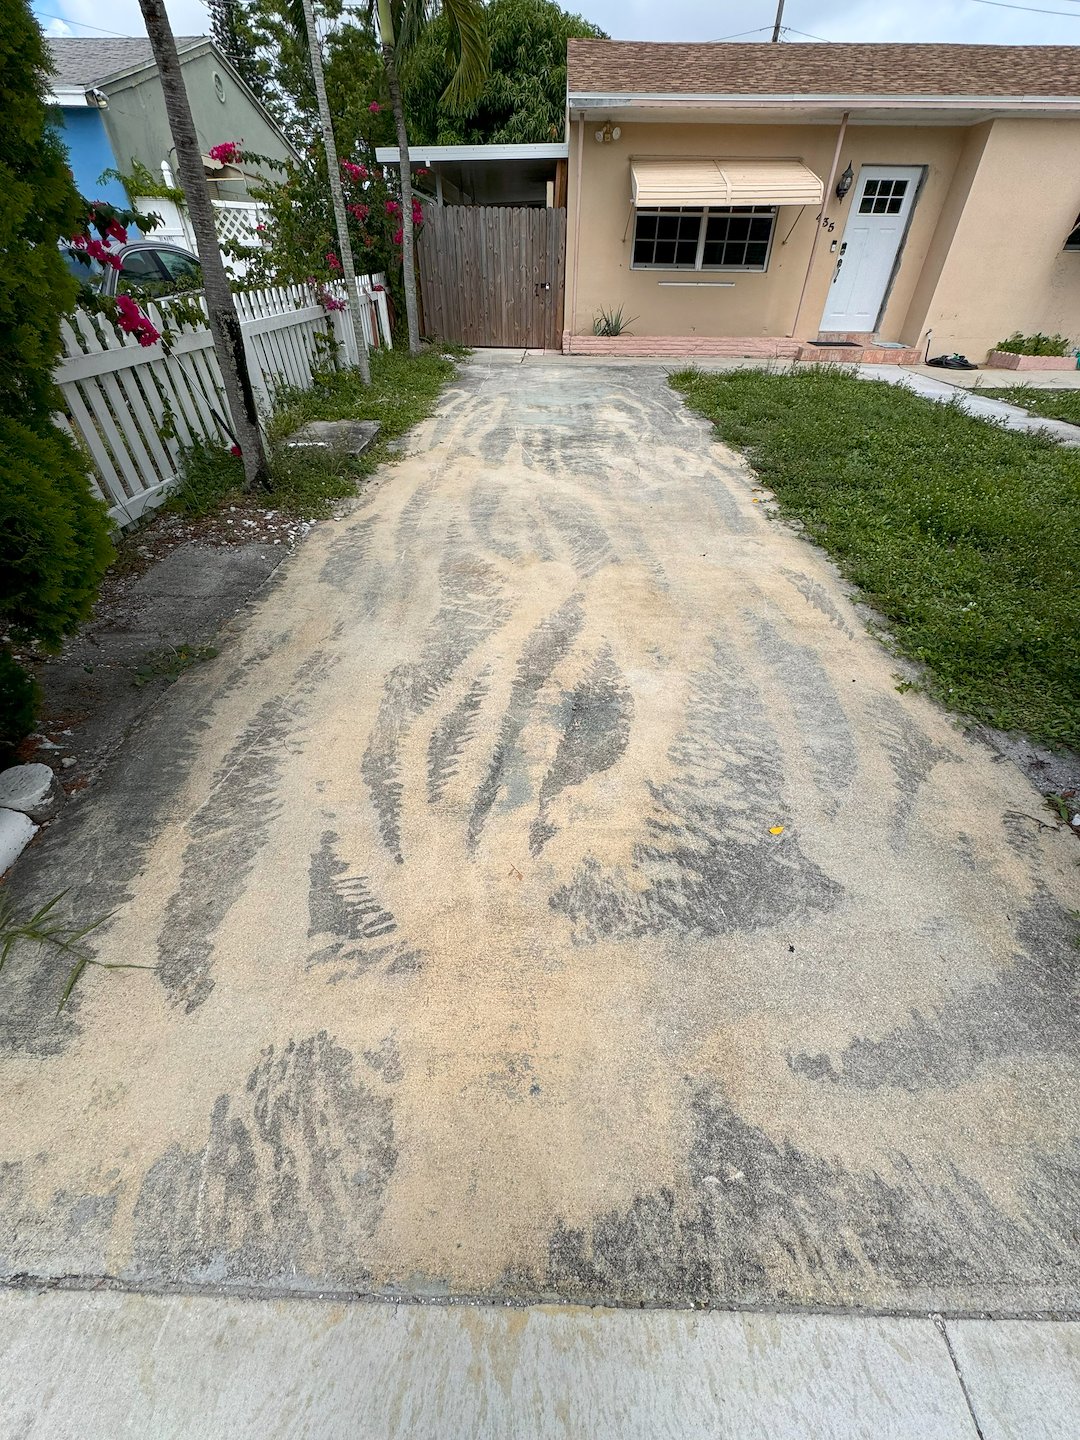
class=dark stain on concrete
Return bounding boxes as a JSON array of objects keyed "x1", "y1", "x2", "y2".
[
  {"x1": 363, "y1": 1033, "x2": 403, "y2": 1084},
  {"x1": 788, "y1": 894, "x2": 1080, "y2": 1090},
  {"x1": 750, "y1": 613, "x2": 857, "y2": 816},
  {"x1": 873, "y1": 696, "x2": 958, "y2": 842},
  {"x1": 551, "y1": 636, "x2": 842, "y2": 940},
  {"x1": 467, "y1": 594, "x2": 585, "y2": 851},
  {"x1": 363, "y1": 539, "x2": 511, "y2": 862},
  {"x1": 157, "y1": 674, "x2": 312, "y2": 1014},
  {"x1": 427, "y1": 670, "x2": 491, "y2": 805},
  {"x1": 129, "y1": 1031, "x2": 395, "y2": 1288},
  {"x1": 539, "y1": 495, "x2": 617, "y2": 579},
  {"x1": 307, "y1": 831, "x2": 421, "y2": 978},
  {"x1": 0, "y1": 1163, "x2": 118, "y2": 1278},
  {"x1": 534, "y1": 1078, "x2": 1080, "y2": 1309},
  {"x1": 530, "y1": 646, "x2": 633, "y2": 855},
  {"x1": 781, "y1": 568, "x2": 856, "y2": 640}
]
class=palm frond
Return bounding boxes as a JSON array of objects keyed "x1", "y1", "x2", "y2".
[{"x1": 435, "y1": 0, "x2": 489, "y2": 111}]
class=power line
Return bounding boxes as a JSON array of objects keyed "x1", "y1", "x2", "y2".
[
  {"x1": 782, "y1": 26, "x2": 834, "y2": 40},
  {"x1": 36, "y1": 11, "x2": 137, "y2": 37},
  {"x1": 708, "y1": 26, "x2": 774, "y2": 41},
  {"x1": 967, "y1": 0, "x2": 1080, "y2": 15}
]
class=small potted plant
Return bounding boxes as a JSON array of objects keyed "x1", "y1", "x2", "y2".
[{"x1": 986, "y1": 332, "x2": 1077, "y2": 371}]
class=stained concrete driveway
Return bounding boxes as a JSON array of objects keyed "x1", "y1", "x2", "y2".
[{"x1": 1, "y1": 356, "x2": 1077, "y2": 1315}]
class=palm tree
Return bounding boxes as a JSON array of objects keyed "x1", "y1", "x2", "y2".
[
  {"x1": 369, "y1": 0, "x2": 488, "y2": 355},
  {"x1": 137, "y1": 0, "x2": 270, "y2": 489},
  {"x1": 296, "y1": 0, "x2": 372, "y2": 382}
]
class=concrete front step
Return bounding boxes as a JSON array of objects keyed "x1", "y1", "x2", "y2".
[{"x1": 561, "y1": 334, "x2": 921, "y2": 364}]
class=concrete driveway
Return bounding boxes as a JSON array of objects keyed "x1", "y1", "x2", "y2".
[{"x1": 1, "y1": 355, "x2": 1077, "y2": 1315}]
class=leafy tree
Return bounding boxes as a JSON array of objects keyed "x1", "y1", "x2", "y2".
[
  {"x1": 0, "y1": 0, "x2": 115, "y2": 754},
  {"x1": 208, "y1": 0, "x2": 270, "y2": 103},
  {"x1": 361, "y1": 0, "x2": 490, "y2": 354},
  {"x1": 404, "y1": 0, "x2": 605, "y2": 145}
]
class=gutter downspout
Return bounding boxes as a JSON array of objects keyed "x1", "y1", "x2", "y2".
[
  {"x1": 567, "y1": 116, "x2": 584, "y2": 355},
  {"x1": 789, "y1": 110, "x2": 848, "y2": 339}
]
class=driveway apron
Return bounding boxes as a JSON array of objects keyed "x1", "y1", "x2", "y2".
[{"x1": 1, "y1": 357, "x2": 1077, "y2": 1314}]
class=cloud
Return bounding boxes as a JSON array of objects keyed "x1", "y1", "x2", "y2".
[
  {"x1": 33, "y1": 0, "x2": 209, "y2": 40},
  {"x1": 43, "y1": 16, "x2": 72, "y2": 35}
]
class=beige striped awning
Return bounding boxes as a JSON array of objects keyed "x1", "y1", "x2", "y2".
[{"x1": 630, "y1": 158, "x2": 824, "y2": 207}]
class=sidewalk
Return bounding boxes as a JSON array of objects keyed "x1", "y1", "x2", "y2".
[{"x1": 2, "y1": 1289, "x2": 1078, "y2": 1439}]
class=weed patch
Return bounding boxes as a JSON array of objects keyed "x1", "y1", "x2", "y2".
[
  {"x1": 978, "y1": 386, "x2": 1080, "y2": 428},
  {"x1": 133, "y1": 642, "x2": 219, "y2": 687},
  {"x1": 670, "y1": 366, "x2": 1080, "y2": 746}
]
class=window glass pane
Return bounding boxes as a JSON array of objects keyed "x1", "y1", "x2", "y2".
[
  {"x1": 863, "y1": 179, "x2": 880, "y2": 196},
  {"x1": 745, "y1": 241, "x2": 768, "y2": 266},
  {"x1": 749, "y1": 218, "x2": 772, "y2": 242},
  {"x1": 885, "y1": 197, "x2": 903, "y2": 214},
  {"x1": 633, "y1": 236, "x2": 654, "y2": 264},
  {"x1": 656, "y1": 215, "x2": 681, "y2": 241},
  {"x1": 636, "y1": 214, "x2": 657, "y2": 240},
  {"x1": 653, "y1": 239, "x2": 677, "y2": 265},
  {"x1": 675, "y1": 237, "x2": 699, "y2": 265},
  {"x1": 117, "y1": 249, "x2": 169, "y2": 295},
  {"x1": 157, "y1": 251, "x2": 202, "y2": 288},
  {"x1": 858, "y1": 195, "x2": 873, "y2": 213}
]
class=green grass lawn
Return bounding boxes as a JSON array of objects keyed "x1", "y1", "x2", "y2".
[
  {"x1": 670, "y1": 366, "x2": 1080, "y2": 747},
  {"x1": 170, "y1": 347, "x2": 460, "y2": 520},
  {"x1": 974, "y1": 385, "x2": 1080, "y2": 427}
]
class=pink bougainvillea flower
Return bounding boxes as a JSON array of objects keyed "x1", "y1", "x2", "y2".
[
  {"x1": 371, "y1": 283, "x2": 385, "y2": 292},
  {"x1": 368, "y1": 101, "x2": 381, "y2": 113},
  {"x1": 114, "y1": 293, "x2": 160, "y2": 347},
  {"x1": 255, "y1": 223, "x2": 266, "y2": 233},
  {"x1": 105, "y1": 218, "x2": 128, "y2": 243},
  {"x1": 411, "y1": 200, "x2": 425, "y2": 225},
  {"x1": 208, "y1": 140, "x2": 241, "y2": 164},
  {"x1": 319, "y1": 293, "x2": 347, "y2": 312},
  {"x1": 341, "y1": 161, "x2": 367, "y2": 184},
  {"x1": 230, "y1": 444, "x2": 242, "y2": 457},
  {"x1": 384, "y1": 199, "x2": 401, "y2": 217},
  {"x1": 326, "y1": 252, "x2": 342, "y2": 271},
  {"x1": 348, "y1": 203, "x2": 370, "y2": 222},
  {"x1": 415, "y1": 166, "x2": 430, "y2": 176},
  {"x1": 392, "y1": 227, "x2": 403, "y2": 245}
]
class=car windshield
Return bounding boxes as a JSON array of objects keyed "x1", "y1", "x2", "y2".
[{"x1": 61, "y1": 247, "x2": 105, "y2": 291}]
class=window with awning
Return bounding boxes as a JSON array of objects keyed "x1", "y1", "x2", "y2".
[{"x1": 630, "y1": 158, "x2": 824, "y2": 208}]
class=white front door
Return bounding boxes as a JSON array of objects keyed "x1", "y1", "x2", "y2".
[{"x1": 820, "y1": 166, "x2": 922, "y2": 332}]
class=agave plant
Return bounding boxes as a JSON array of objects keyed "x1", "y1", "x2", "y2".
[{"x1": 593, "y1": 305, "x2": 637, "y2": 337}]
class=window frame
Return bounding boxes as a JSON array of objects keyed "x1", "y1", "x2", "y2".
[
  {"x1": 1064, "y1": 213, "x2": 1080, "y2": 252},
  {"x1": 630, "y1": 204, "x2": 778, "y2": 274}
]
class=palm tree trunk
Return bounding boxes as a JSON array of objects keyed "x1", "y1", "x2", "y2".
[
  {"x1": 299, "y1": 0, "x2": 372, "y2": 383},
  {"x1": 137, "y1": 0, "x2": 269, "y2": 491},
  {"x1": 382, "y1": 41, "x2": 421, "y2": 356}
]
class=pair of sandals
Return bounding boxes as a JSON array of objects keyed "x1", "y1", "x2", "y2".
[{"x1": 926, "y1": 353, "x2": 978, "y2": 370}]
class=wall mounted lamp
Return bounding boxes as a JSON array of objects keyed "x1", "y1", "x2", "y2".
[
  {"x1": 835, "y1": 163, "x2": 854, "y2": 202},
  {"x1": 594, "y1": 122, "x2": 621, "y2": 144}
]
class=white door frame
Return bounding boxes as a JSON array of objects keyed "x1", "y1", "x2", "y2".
[{"x1": 820, "y1": 165, "x2": 923, "y2": 334}]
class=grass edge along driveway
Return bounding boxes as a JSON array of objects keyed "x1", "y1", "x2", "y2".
[{"x1": 670, "y1": 366, "x2": 1079, "y2": 749}]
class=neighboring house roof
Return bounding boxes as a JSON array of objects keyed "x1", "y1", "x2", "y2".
[
  {"x1": 566, "y1": 40, "x2": 1080, "y2": 99},
  {"x1": 47, "y1": 36, "x2": 203, "y2": 88}
]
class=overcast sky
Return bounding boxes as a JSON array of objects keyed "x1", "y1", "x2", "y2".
[{"x1": 34, "y1": 0, "x2": 1080, "y2": 47}]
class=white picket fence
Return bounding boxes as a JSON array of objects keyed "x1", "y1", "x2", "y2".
[{"x1": 53, "y1": 278, "x2": 392, "y2": 526}]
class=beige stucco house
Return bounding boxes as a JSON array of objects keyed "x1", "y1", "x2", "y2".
[{"x1": 564, "y1": 41, "x2": 1080, "y2": 361}]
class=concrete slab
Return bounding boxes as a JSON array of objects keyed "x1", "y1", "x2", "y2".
[
  {"x1": 947, "y1": 1319, "x2": 1080, "y2": 1440},
  {"x1": 858, "y1": 365, "x2": 1080, "y2": 444},
  {"x1": 0, "y1": 1291, "x2": 977, "y2": 1440},
  {"x1": 2, "y1": 359, "x2": 1078, "y2": 1315},
  {"x1": 905, "y1": 364, "x2": 1080, "y2": 390}
]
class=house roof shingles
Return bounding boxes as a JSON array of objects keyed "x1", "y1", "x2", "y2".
[
  {"x1": 566, "y1": 40, "x2": 1080, "y2": 99},
  {"x1": 47, "y1": 36, "x2": 203, "y2": 88}
]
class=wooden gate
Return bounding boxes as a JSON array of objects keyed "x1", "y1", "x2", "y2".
[{"x1": 417, "y1": 206, "x2": 565, "y2": 349}]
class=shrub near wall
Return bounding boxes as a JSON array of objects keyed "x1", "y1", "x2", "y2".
[{"x1": 0, "y1": 0, "x2": 114, "y2": 756}]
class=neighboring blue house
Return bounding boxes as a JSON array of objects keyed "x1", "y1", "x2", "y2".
[{"x1": 50, "y1": 101, "x2": 130, "y2": 209}]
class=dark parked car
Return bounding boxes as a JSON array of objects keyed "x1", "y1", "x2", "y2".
[{"x1": 61, "y1": 239, "x2": 203, "y2": 298}]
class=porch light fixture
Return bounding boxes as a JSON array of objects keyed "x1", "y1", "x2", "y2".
[
  {"x1": 594, "y1": 123, "x2": 622, "y2": 144},
  {"x1": 835, "y1": 163, "x2": 854, "y2": 202}
]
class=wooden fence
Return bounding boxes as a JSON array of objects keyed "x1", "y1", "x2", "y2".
[
  {"x1": 417, "y1": 206, "x2": 565, "y2": 349},
  {"x1": 53, "y1": 278, "x2": 391, "y2": 527}
]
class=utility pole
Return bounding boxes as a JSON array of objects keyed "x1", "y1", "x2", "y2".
[
  {"x1": 137, "y1": 0, "x2": 269, "y2": 491},
  {"x1": 771, "y1": 0, "x2": 786, "y2": 42},
  {"x1": 298, "y1": 0, "x2": 372, "y2": 382}
]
